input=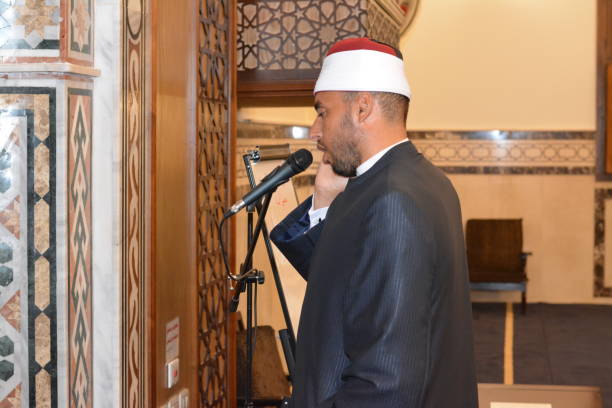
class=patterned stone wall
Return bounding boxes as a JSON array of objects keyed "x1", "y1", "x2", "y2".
[
  {"x1": 0, "y1": 0, "x2": 97, "y2": 406},
  {"x1": 0, "y1": 87, "x2": 57, "y2": 406}
]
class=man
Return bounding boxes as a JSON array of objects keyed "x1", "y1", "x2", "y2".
[{"x1": 270, "y1": 38, "x2": 478, "y2": 408}]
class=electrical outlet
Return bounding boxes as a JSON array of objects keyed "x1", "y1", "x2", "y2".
[
  {"x1": 179, "y1": 389, "x2": 189, "y2": 408},
  {"x1": 166, "y1": 358, "x2": 179, "y2": 388}
]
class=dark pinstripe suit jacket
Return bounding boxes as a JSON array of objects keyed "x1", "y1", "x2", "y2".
[{"x1": 270, "y1": 141, "x2": 478, "y2": 408}]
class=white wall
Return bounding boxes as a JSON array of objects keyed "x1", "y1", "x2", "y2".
[
  {"x1": 238, "y1": 0, "x2": 597, "y2": 130},
  {"x1": 401, "y1": 0, "x2": 597, "y2": 130}
]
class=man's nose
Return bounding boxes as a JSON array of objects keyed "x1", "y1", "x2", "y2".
[{"x1": 309, "y1": 117, "x2": 321, "y2": 141}]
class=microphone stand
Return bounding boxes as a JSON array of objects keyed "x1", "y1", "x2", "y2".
[
  {"x1": 230, "y1": 151, "x2": 297, "y2": 408},
  {"x1": 233, "y1": 192, "x2": 269, "y2": 408}
]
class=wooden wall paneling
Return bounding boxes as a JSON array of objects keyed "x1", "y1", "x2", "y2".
[
  {"x1": 153, "y1": 0, "x2": 200, "y2": 405},
  {"x1": 608, "y1": 64, "x2": 612, "y2": 166},
  {"x1": 599, "y1": 0, "x2": 612, "y2": 176},
  {"x1": 602, "y1": 63, "x2": 612, "y2": 173}
]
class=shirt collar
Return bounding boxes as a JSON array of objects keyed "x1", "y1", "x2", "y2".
[{"x1": 355, "y1": 139, "x2": 409, "y2": 177}]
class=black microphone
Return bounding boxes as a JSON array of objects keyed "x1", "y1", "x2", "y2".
[{"x1": 224, "y1": 148, "x2": 313, "y2": 218}]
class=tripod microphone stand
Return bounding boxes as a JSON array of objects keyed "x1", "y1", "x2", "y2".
[{"x1": 226, "y1": 147, "x2": 299, "y2": 408}]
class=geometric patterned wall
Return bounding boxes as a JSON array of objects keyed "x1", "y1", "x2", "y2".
[
  {"x1": 0, "y1": 87, "x2": 57, "y2": 407},
  {"x1": 0, "y1": 0, "x2": 96, "y2": 406}
]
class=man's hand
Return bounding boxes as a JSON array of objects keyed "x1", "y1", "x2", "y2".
[{"x1": 313, "y1": 162, "x2": 349, "y2": 210}]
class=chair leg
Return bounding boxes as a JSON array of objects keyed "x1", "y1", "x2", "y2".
[{"x1": 521, "y1": 291, "x2": 527, "y2": 315}]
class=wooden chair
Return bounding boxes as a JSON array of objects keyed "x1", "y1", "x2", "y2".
[
  {"x1": 237, "y1": 325, "x2": 291, "y2": 407},
  {"x1": 466, "y1": 219, "x2": 531, "y2": 314}
]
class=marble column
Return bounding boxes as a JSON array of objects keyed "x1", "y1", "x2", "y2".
[{"x1": 0, "y1": 0, "x2": 98, "y2": 406}]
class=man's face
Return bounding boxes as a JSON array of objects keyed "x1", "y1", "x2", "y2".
[{"x1": 310, "y1": 92, "x2": 361, "y2": 177}]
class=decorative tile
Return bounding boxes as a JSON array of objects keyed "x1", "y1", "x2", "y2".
[
  {"x1": 0, "y1": 291, "x2": 20, "y2": 331},
  {"x1": 0, "y1": 0, "x2": 60, "y2": 58},
  {"x1": 33, "y1": 200, "x2": 48, "y2": 254},
  {"x1": 413, "y1": 139, "x2": 595, "y2": 167},
  {"x1": 34, "y1": 144, "x2": 49, "y2": 197},
  {"x1": 0, "y1": 197, "x2": 21, "y2": 239},
  {"x1": 67, "y1": 0, "x2": 92, "y2": 63},
  {"x1": 0, "y1": 335, "x2": 14, "y2": 356},
  {"x1": 236, "y1": 123, "x2": 597, "y2": 176},
  {"x1": 34, "y1": 313, "x2": 49, "y2": 367},
  {"x1": 67, "y1": 86, "x2": 91, "y2": 408},
  {"x1": 407, "y1": 130, "x2": 596, "y2": 140},
  {"x1": 0, "y1": 360, "x2": 14, "y2": 381},
  {"x1": 0, "y1": 383, "x2": 21, "y2": 407},
  {"x1": 0, "y1": 87, "x2": 57, "y2": 407},
  {"x1": 438, "y1": 165, "x2": 594, "y2": 175},
  {"x1": 34, "y1": 370, "x2": 50, "y2": 407},
  {"x1": 237, "y1": 123, "x2": 596, "y2": 141},
  {"x1": 33, "y1": 257, "x2": 48, "y2": 310}
]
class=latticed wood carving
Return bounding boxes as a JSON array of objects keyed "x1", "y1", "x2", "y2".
[
  {"x1": 197, "y1": 0, "x2": 232, "y2": 406},
  {"x1": 237, "y1": 0, "x2": 368, "y2": 71},
  {"x1": 237, "y1": 0, "x2": 407, "y2": 73},
  {"x1": 236, "y1": 0, "x2": 406, "y2": 103}
]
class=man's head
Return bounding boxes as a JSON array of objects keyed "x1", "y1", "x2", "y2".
[{"x1": 310, "y1": 38, "x2": 411, "y2": 177}]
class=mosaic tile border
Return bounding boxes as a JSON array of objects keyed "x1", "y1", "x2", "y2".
[
  {"x1": 122, "y1": 0, "x2": 147, "y2": 406},
  {"x1": 439, "y1": 166, "x2": 594, "y2": 175},
  {"x1": 236, "y1": 122, "x2": 596, "y2": 141},
  {"x1": 414, "y1": 140, "x2": 595, "y2": 166},
  {"x1": 67, "y1": 86, "x2": 92, "y2": 408},
  {"x1": 0, "y1": 108, "x2": 29, "y2": 405},
  {"x1": 236, "y1": 124, "x2": 596, "y2": 175},
  {"x1": 0, "y1": 87, "x2": 58, "y2": 407},
  {"x1": 408, "y1": 131, "x2": 596, "y2": 140},
  {"x1": 594, "y1": 189, "x2": 612, "y2": 297}
]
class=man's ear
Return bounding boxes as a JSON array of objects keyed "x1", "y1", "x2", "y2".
[{"x1": 355, "y1": 92, "x2": 374, "y2": 124}]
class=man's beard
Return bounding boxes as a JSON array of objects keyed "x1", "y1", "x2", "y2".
[{"x1": 329, "y1": 113, "x2": 361, "y2": 177}]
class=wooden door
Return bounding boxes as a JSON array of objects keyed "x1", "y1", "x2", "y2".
[{"x1": 122, "y1": 0, "x2": 235, "y2": 406}]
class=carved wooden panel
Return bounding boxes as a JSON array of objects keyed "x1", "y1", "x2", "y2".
[
  {"x1": 236, "y1": 0, "x2": 408, "y2": 104},
  {"x1": 237, "y1": 0, "x2": 367, "y2": 71},
  {"x1": 197, "y1": 0, "x2": 233, "y2": 406}
]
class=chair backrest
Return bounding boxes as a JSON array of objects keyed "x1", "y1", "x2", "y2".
[
  {"x1": 237, "y1": 325, "x2": 291, "y2": 400},
  {"x1": 466, "y1": 219, "x2": 525, "y2": 282}
]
